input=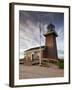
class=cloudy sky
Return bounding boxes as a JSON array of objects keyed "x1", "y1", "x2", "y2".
[{"x1": 19, "y1": 11, "x2": 64, "y2": 59}]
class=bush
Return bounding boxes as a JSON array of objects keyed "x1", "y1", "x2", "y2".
[{"x1": 58, "y1": 59, "x2": 64, "y2": 69}]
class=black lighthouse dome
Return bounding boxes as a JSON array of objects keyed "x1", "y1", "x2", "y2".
[
  {"x1": 47, "y1": 23, "x2": 55, "y2": 32},
  {"x1": 44, "y1": 23, "x2": 58, "y2": 37}
]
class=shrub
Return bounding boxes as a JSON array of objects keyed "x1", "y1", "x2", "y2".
[{"x1": 58, "y1": 59, "x2": 64, "y2": 69}]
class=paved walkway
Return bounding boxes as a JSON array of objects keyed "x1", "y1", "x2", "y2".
[{"x1": 19, "y1": 64, "x2": 64, "y2": 79}]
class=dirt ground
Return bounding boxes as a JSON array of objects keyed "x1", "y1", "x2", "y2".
[{"x1": 19, "y1": 63, "x2": 64, "y2": 79}]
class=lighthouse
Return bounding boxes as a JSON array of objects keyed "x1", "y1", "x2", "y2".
[{"x1": 44, "y1": 24, "x2": 58, "y2": 60}]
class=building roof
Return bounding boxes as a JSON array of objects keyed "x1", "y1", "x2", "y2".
[{"x1": 25, "y1": 46, "x2": 47, "y2": 52}]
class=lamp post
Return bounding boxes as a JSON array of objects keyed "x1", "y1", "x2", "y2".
[{"x1": 39, "y1": 14, "x2": 42, "y2": 66}]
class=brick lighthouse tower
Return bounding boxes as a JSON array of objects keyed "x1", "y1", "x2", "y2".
[{"x1": 44, "y1": 24, "x2": 58, "y2": 60}]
